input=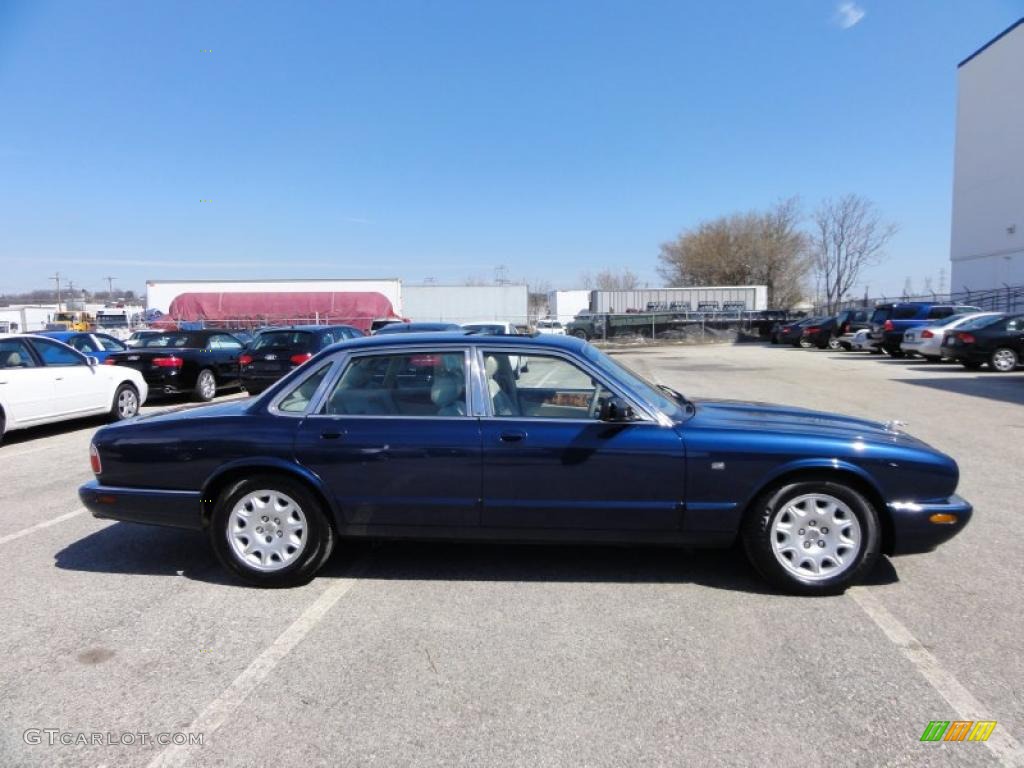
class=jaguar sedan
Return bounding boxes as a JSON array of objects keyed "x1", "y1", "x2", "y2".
[{"x1": 79, "y1": 334, "x2": 971, "y2": 595}]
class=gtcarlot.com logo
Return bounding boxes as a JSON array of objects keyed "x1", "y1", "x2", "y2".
[
  {"x1": 920, "y1": 720, "x2": 997, "y2": 742},
  {"x1": 24, "y1": 729, "x2": 204, "y2": 747}
]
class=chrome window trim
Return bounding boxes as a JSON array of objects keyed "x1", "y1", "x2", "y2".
[
  {"x1": 302, "y1": 346, "x2": 474, "y2": 420},
  {"x1": 267, "y1": 359, "x2": 342, "y2": 418},
  {"x1": 473, "y1": 346, "x2": 660, "y2": 424}
]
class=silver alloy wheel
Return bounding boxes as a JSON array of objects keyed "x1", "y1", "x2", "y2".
[
  {"x1": 769, "y1": 493, "x2": 862, "y2": 581},
  {"x1": 991, "y1": 348, "x2": 1018, "y2": 372},
  {"x1": 227, "y1": 490, "x2": 308, "y2": 572},
  {"x1": 117, "y1": 387, "x2": 139, "y2": 418},
  {"x1": 198, "y1": 370, "x2": 216, "y2": 399}
]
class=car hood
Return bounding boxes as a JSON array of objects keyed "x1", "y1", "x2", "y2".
[{"x1": 688, "y1": 399, "x2": 921, "y2": 445}]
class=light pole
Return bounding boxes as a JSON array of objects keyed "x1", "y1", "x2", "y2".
[{"x1": 50, "y1": 272, "x2": 63, "y2": 312}]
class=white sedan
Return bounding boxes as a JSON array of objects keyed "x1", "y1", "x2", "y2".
[
  {"x1": 900, "y1": 312, "x2": 1003, "y2": 361},
  {"x1": 0, "y1": 334, "x2": 148, "y2": 443}
]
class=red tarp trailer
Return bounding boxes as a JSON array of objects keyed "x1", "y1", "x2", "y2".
[{"x1": 161, "y1": 291, "x2": 398, "y2": 332}]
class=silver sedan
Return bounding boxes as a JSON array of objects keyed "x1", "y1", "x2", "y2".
[{"x1": 900, "y1": 312, "x2": 1003, "y2": 360}]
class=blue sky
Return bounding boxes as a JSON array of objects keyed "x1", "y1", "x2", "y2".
[{"x1": 1, "y1": 0, "x2": 1021, "y2": 299}]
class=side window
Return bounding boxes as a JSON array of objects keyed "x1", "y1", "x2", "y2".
[
  {"x1": 278, "y1": 364, "x2": 333, "y2": 413},
  {"x1": 210, "y1": 334, "x2": 242, "y2": 350},
  {"x1": 321, "y1": 351, "x2": 467, "y2": 417},
  {"x1": 69, "y1": 335, "x2": 99, "y2": 353},
  {"x1": 30, "y1": 338, "x2": 85, "y2": 366},
  {"x1": 97, "y1": 336, "x2": 126, "y2": 352},
  {"x1": 927, "y1": 306, "x2": 953, "y2": 320},
  {"x1": 0, "y1": 339, "x2": 37, "y2": 369},
  {"x1": 1007, "y1": 318, "x2": 1022, "y2": 332},
  {"x1": 483, "y1": 352, "x2": 606, "y2": 420}
]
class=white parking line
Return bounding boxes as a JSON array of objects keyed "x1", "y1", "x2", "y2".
[
  {"x1": 849, "y1": 588, "x2": 1024, "y2": 766},
  {"x1": 0, "y1": 508, "x2": 88, "y2": 545},
  {"x1": 147, "y1": 558, "x2": 369, "y2": 768}
]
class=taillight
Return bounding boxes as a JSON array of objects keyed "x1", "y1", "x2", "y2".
[
  {"x1": 290, "y1": 352, "x2": 313, "y2": 365},
  {"x1": 958, "y1": 332, "x2": 975, "y2": 344},
  {"x1": 152, "y1": 356, "x2": 184, "y2": 368},
  {"x1": 883, "y1": 320, "x2": 894, "y2": 331},
  {"x1": 843, "y1": 323, "x2": 850, "y2": 333},
  {"x1": 921, "y1": 330, "x2": 934, "y2": 339},
  {"x1": 89, "y1": 444, "x2": 102, "y2": 474},
  {"x1": 103, "y1": 358, "x2": 117, "y2": 365},
  {"x1": 239, "y1": 353, "x2": 253, "y2": 366},
  {"x1": 804, "y1": 327, "x2": 820, "y2": 334}
]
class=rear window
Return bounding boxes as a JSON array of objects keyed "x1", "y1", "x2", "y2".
[
  {"x1": 464, "y1": 324, "x2": 507, "y2": 335},
  {"x1": 253, "y1": 331, "x2": 314, "y2": 351},
  {"x1": 892, "y1": 305, "x2": 923, "y2": 320},
  {"x1": 958, "y1": 315, "x2": 1005, "y2": 331},
  {"x1": 140, "y1": 333, "x2": 199, "y2": 348},
  {"x1": 870, "y1": 307, "x2": 893, "y2": 324}
]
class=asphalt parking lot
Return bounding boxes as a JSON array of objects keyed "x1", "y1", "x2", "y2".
[{"x1": 1, "y1": 345, "x2": 1022, "y2": 768}]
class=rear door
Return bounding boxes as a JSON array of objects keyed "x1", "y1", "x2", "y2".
[
  {"x1": 0, "y1": 338, "x2": 58, "y2": 424},
  {"x1": 478, "y1": 349, "x2": 684, "y2": 531},
  {"x1": 293, "y1": 347, "x2": 482, "y2": 528}
]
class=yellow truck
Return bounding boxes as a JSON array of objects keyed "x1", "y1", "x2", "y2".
[{"x1": 48, "y1": 311, "x2": 95, "y2": 331}]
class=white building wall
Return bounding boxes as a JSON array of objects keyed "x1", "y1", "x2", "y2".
[
  {"x1": 951, "y1": 20, "x2": 1024, "y2": 292},
  {"x1": 547, "y1": 290, "x2": 591, "y2": 323},
  {"x1": 145, "y1": 279, "x2": 403, "y2": 314},
  {"x1": 402, "y1": 285, "x2": 529, "y2": 324}
]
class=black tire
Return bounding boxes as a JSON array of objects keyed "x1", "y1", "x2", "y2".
[
  {"x1": 921, "y1": 355, "x2": 941, "y2": 363},
  {"x1": 961, "y1": 361, "x2": 982, "y2": 370},
  {"x1": 109, "y1": 382, "x2": 140, "y2": 422},
  {"x1": 572, "y1": 329, "x2": 589, "y2": 340},
  {"x1": 827, "y1": 337, "x2": 842, "y2": 351},
  {"x1": 209, "y1": 475, "x2": 336, "y2": 587},
  {"x1": 741, "y1": 479, "x2": 880, "y2": 596},
  {"x1": 886, "y1": 348, "x2": 905, "y2": 359},
  {"x1": 989, "y1": 347, "x2": 1019, "y2": 373},
  {"x1": 193, "y1": 368, "x2": 217, "y2": 402}
]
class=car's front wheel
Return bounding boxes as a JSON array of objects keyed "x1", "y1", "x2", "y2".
[
  {"x1": 209, "y1": 475, "x2": 335, "y2": 587},
  {"x1": 110, "y1": 383, "x2": 140, "y2": 421},
  {"x1": 827, "y1": 337, "x2": 842, "y2": 350},
  {"x1": 989, "y1": 347, "x2": 1019, "y2": 373},
  {"x1": 741, "y1": 480, "x2": 880, "y2": 596}
]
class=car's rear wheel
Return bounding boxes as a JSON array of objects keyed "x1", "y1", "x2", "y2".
[
  {"x1": 572, "y1": 329, "x2": 589, "y2": 340},
  {"x1": 194, "y1": 369, "x2": 217, "y2": 402},
  {"x1": 741, "y1": 480, "x2": 880, "y2": 596},
  {"x1": 209, "y1": 475, "x2": 335, "y2": 587},
  {"x1": 110, "y1": 383, "x2": 140, "y2": 421},
  {"x1": 989, "y1": 347, "x2": 1019, "y2": 372}
]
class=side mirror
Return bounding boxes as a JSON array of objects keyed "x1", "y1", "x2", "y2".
[
  {"x1": 86, "y1": 356, "x2": 99, "y2": 367},
  {"x1": 599, "y1": 396, "x2": 635, "y2": 422}
]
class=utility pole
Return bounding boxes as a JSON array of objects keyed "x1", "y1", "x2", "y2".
[
  {"x1": 104, "y1": 276, "x2": 117, "y2": 300},
  {"x1": 50, "y1": 272, "x2": 63, "y2": 312}
]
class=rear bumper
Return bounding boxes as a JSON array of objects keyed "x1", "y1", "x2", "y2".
[
  {"x1": 888, "y1": 494, "x2": 973, "y2": 555},
  {"x1": 79, "y1": 480, "x2": 204, "y2": 530}
]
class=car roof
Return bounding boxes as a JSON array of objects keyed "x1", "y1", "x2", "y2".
[
  {"x1": 34, "y1": 330, "x2": 78, "y2": 339},
  {"x1": 326, "y1": 331, "x2": 586, "y2": 353}
]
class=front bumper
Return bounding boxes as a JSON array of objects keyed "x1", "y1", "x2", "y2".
[
  {"x1": 888, "y1": 494, "x2": 973, "y2": 555},
  {"x1": 79, "y1": 480, "x2": 204, "y2": 530}
]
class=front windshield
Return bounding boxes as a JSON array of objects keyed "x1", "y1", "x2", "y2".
[{"x1": 583, "y1": 345, "x2": 686, "y2": 421}]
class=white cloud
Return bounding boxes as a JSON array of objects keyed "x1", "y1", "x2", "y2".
[{"x1": 835, "y1": 2, "x2": 865, "y2": 29}]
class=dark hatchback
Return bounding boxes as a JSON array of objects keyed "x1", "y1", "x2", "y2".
[
  {"x1": 103, "y1": 329, "x2": 245, "y2": 401},
  {"x1": 942, "y1": 314, "x2": 1024, "y2": 372},
  {"x1": 240, "y1": 325, "x2": 364, "y2": 395},
  {"x1": 80, "y1": 333, "x2": 971, "y2": 596},
  {"x1": 773, "y1": 317, "x2": 821, "y2": 346}
]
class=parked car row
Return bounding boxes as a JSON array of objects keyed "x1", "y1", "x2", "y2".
[{"x1": 771, "y1": 301, "x2": 1023, "y2": 373}]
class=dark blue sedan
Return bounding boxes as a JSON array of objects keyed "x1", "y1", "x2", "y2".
[
  {"x1": 79, "y1": 334, "x2": 971, "y2": 594},
  {"x1": 35, "y1": 331, "x2": 128, "y2": 362}
]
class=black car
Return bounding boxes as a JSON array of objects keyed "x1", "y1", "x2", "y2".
[
  {"x1": 374, "y1": 322, "x2": 464, "y2": 335},
  {"x1": 942, "y1": 314, "x2": 1024, "y2": 372},
  {"x1": 240, "y1": 325, "x2": 363, "y2": 394},
  {"x1": 773, "y1": 317, "x2": 821, "y2": 346},
  {"x1": 103, "y1": 329, "x2": 245, "y2": 401},
  {"x1": 799, "y1": 317, "x2": 842, "y2": 349}
]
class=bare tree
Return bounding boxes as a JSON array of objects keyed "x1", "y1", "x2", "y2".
[
  {"x1": 657, "y1": 197, "x2": 810, "y2": 308},
  {"x1": 812, "y1": 194, "x2": 897, "y2": 313},
  {"x1": 579, "y1": 268, "x2": 639, "y2": 291}
]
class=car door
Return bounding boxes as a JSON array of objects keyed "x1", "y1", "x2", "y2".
[
  {"x1": 26, "y1": 337, "x2": 108, "y2": 414},
  {"x1": 478, "y1": 349, "x2": 684, "y2": 531},
  {"x1": 0, "y1": 338, "x2": 58, "y2": 424},
  {"x1": 292, "y1": 347, "x2": 482, "y2": 528},
  {"x1": 209, "y1": 334, "x2": 244, "y2": 383}
]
